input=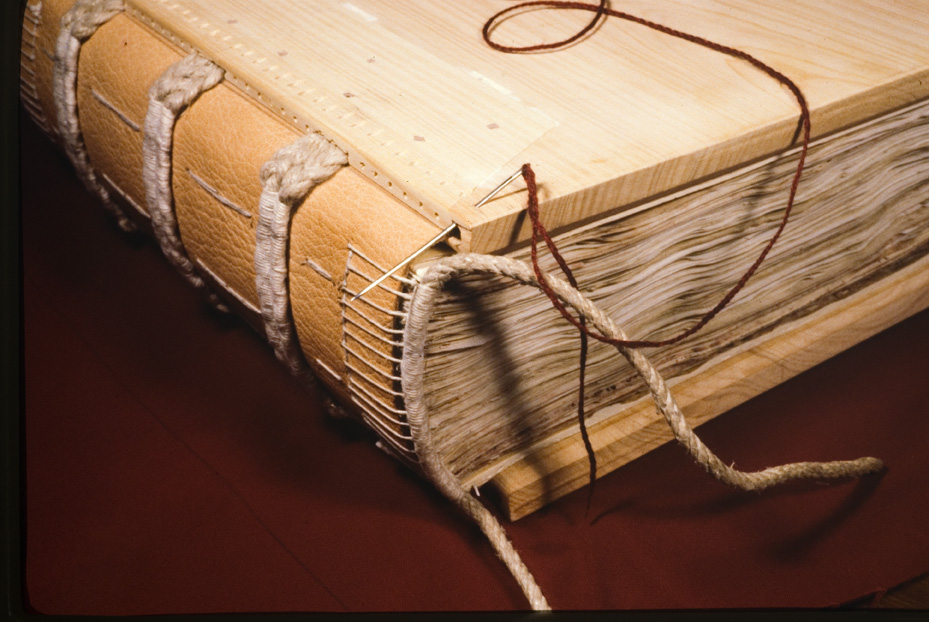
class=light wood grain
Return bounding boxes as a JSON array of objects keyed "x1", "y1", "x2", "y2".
[
  {"x1": 488, "y1": 251, "x2": 929, "y2": 520},
  {"x1": 126, "y1": 0, "x2": 929, "y2": 251},
  {"x1": 421, "y1": 99, "x2": 929, "y2": 484}
]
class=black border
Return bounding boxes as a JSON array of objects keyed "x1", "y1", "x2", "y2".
[
  {"x1": 4, "y1": 1, "x2": 25, "y2": 620},
  {"x1": 3, "y1": 2, "x2": 926, "y2": 620}
]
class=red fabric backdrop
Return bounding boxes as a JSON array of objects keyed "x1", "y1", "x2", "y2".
[{"x1": 21, "y1": 119, "x2": 929, "y2": 613}]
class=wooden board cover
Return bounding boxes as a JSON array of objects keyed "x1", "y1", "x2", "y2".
[{"x1": 127, "y1": 0, "x2": 929, "y2": 251}]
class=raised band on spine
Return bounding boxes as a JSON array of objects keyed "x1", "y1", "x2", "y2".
[
  {"x1": 143, "y1": 52, "x2": 225, "y2": 308},
  {"x1": 53, "y1": 0, "x2": 133, "y2": 232},
  {"x1": 256, "y1": 134, "x2": 348, "y2": 381}
]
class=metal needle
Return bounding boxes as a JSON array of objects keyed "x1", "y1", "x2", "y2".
[
  {"x1": 474, "y1": 168, "x2": 524, "y2": 208},
  {"x1": 351, "y1": 222, "x2": 457, "y2": 301},
  {"x1": 352, "y1": 169, "x2": 524, "y2": 301}
]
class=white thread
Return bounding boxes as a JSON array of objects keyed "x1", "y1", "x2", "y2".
[
  {"x1": 344, "y1": 334, "x2": 403, "y2": 364},
  {"x1": 342, "y1": 291, "x2": 409, "y2": 317},
  {"x1": 53, "y1": 0, "x2": 134, "y2": 231},
  {"x1": 101, "y1": 173, "x2": 149, "y2": 220},
  {"x1": 343, "y1": 310, "x2": 406, "y2": 336},
  {"x1": 301, "y1": 258, "x2": 334, "y2": 282},
  {"x1": 346, "y1": 242, "x2": 416, "y2": 285},
  {"x1": 338, "y1": 247, "x2": 418, "y2": 456},
  {"x1": 91, "y1": 88, "x2": 140, "y2": 131},
  {"x1": 401, "y1": 253, "x2": 884, "y2": 611},
  {"x1": 343, "y1": 304, "x2": 406, "y2": 333},
  {"x1": 192, "y1": 259, "x2": 263, "y2": 316},
  {"x1": 142, "y1": 53, "x2": 225, "y2": 309},
  {"x1": 373, "y1": 438, "x2": 420, "y2": 464},
  {"x1": 347, "y1": 367, "x2": 404, "y2": 398},
  {"x1": 186, "y1": 168, "x2": 252, "y2": 218},
  {"x1": 313, "y1": 358, "x2": 343, "y2": 383},
  {"x1": 344, "y1": 317, "x2": 403, "y2": 347},
  {"x1": 339, "y1": 250, "x2": 356, "y2": 394},
  {"x1": 345, "y1": 266, "x2": 414, "y2": 299},
  {"x1": 345, "y1": 356, "x2": 402, "y2": 382},
  {"x1": 352, "y1": 397, "x2": 414, "y2": 443},
  {"x1": 24, "y1": 2, "x2": 40, "y2": 25},
  {"x1": 347, "y1": 243, "x2": 418, "y2": 287},
  {"x1": 20, "y1": 2, "x2": 51, "y2": 134},
  {"x1": 255, "y1": 133, "x2": 347, "y2": 383},
  {"x1": 349, "y1": 382, "x2": 407, "y2": 418},
  {"x1": 21, "y1": 97, "x2": 45, "y2": 120},
  {"x1": 21, "y1": 12, "x2": 55, "y2": 136}
]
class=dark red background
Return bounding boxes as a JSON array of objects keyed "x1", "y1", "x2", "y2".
[{"x1": 20, "y1": 118, "x2": 929, "y2": 613}]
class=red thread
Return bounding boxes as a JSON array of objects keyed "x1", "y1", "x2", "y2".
[{"x1": 483, "y1": 2, "x2": 812, "y2": 502}]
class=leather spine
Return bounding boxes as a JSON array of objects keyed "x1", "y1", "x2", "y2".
[{"x1": 26, "y1": 0, "x2": 438, "y2": 444}]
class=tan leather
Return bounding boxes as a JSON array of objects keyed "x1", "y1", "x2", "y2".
[
  {"x1": 26, "y1": 0, "x2": 70, "y2": 143},
  {"x1": 172, "y1": 76, "x2": 437, "y2": 397},
  {"x1": 78, "y1": 12, "x2": 182, "y2": 219},
  {"x1": 289, "y1": 166, "x2": 438, "y2": 394},
  {"x1": 172, "y1": 82, "x2": 295, "y2": 309},
  {"x1": 30, "y1": 0, "x2": 439, "y2": 403}
]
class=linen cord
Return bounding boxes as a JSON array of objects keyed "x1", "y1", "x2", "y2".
[
  {"x1": 255, "y1": 134, "x2": 348, "y2": 385},
  {"x1": 53, "y1": 0, "x2": 134, "y2": 232},
  {"x1": 402, "y1": 253, "x2": 884, "y2": 610},
  {"x1": 142, "y1": 53, "x2": 226, "y2": 309}
]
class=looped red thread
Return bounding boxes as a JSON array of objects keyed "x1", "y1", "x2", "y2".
[
  {"x1": 482, "y1": 1, "x2": 812, "y2": 500},
  {"x1": 485, "y1": 1, "x2": 811, "y2": 349},
  {"x1": 483, "y1": 0, "x2": 608, "y2": 53}
]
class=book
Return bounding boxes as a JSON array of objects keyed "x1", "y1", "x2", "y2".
[
  {"x1": 20, "y1": 135, "x2": 929, "y2": 613},
  {"x1": 21, "y1": 0, "x2": 929, "y2": 604}
]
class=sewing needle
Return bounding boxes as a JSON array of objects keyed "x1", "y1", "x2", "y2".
[
  {"x1": 474, "y1": 168, "x2": 524, "y2": 208},
  {"x1": 352, "y1": 222, "x2": 457, "y2": 301},
  {"x1": 352, "y1": 170, "x2": 523, "y2": 301}
]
